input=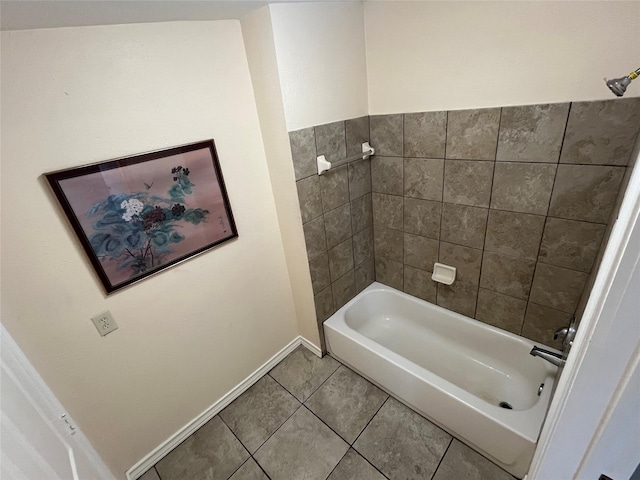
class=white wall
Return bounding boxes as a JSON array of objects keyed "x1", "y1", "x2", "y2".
[
  {"x1": 241, "y1": 7, "x2": 320, "y2": 345},
  {"x1": 269, "y1": 2, "x2": 368, "y2": 131},
  {"x1": 1, "y1": 21, "x2": 299, "y2": 477},
  {"x1": 365, "y1": 1, "x2": 640, "y2": 114}
]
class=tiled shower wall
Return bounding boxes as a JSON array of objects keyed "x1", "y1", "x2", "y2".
[
  {"x1": 290, "y1": 117, "x2": 375, "y2": 346},
  {"x1": 369, "y1": 98, "x2": 640, "y2": 349},
  {"x1": 290, "y1": 98, "x2": 640, "y2": 350}
]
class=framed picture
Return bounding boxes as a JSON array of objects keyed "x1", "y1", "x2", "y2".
[{"x1": 45, "y1": 140, "x2": 238, "y2": 294}]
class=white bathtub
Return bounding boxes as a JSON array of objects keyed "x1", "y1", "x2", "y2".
[{"x1": 324, "y1": 282, "x2": 558, "y2": 479}]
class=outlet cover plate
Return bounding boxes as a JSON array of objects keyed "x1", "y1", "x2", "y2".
[{"x1": 91, "y1": 311, "x2": 118, "y2": 336}]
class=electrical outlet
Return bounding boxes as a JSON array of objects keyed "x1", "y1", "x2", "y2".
[{"x1": 91, "y1": 310, "x2": 118, "y2": 336}]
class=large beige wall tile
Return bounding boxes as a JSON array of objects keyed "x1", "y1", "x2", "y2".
[
  {"x1": 560, "y1": 98, "x2": 640, "y2": 166},
  {"x1": 404, "y1": 158, "x2": 444, "y2": 201},
  {"x1": 289, "y1": 127, "x2": 317, "y2": 180},
  {"x1": 475, "y1": 289, "x2": 526, "y2": 335},
  {"x1": 496, "y1": 103, "x2": 569, "y2": 163},
  {"x1": 372, "y1": 192, "x2": 403, "y2": 230},
  {"x1": 375, "y1": 256, "x2": 403, "y2": 290},
  {"x1": 529, "y1": 263, "x2": 588, "y2": 313},
  {"x1": 522, "y1": 302, "x2": 573, "y2": 349},
  {"x1": 403, "y1": 198, "x2": 441, "y2": 239},
  {"x1": 490, "y1": 162, "x2": 556, "y2": 215},
  {"x1": 404, "y1": 112, "x2": 446, "y2": 158},
  {"x1": 479, "y1": 252, "x2": 535, "y2": 300},
  {"x1": 404, "y1": 266, "x2": 437, "y2": 303},
  {"x1": 438, "y1": 242, "x2": 482, "y2": 287},
  {"x1": 370, "y1": 115, "x2": 403, "y2": 157},
  {"x1": 484, "y1": 210, "x2": 545, "y2": 261},
  {"x1": 315, "y1": 120, "x2": 347, "y2": 163},
  {"x1": 538, "y1": 217, "x2": 606, "y2": 272},
  {"x1": 404, "y1": 233, "x2": 439, "y2": 272},
  {"x1": 371, "y1": 156, "x2": 403, "y2": 195},
  {"x1": 548, "y1": 164, "x2": 625, "y2": 223},
  {"x1": 373, "y1": 226, "x2": 403, "y2": 262},
  {"x1": 443, "y1": 160, "x2": 494, "y2": 207},
  {"x1": 436, "y1": 282, "x2": 478, "y2": 317},
  {"x1": 446, "y1": 108, "x2": 500, "y2": 161},
  {"x1": 440, "y1": 203, "x2": 488, "y2": 249}
]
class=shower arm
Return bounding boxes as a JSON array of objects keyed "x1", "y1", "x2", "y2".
[{"x1": 605, "y1": 67, "x2": 640, "y2": 97}]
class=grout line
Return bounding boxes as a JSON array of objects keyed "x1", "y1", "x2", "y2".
[
  {"x1": 494, "y1": 107, "x2": 503, "y2": 161},
  {"x1": 520, "y1": 103, "x2": 573, "y2": 334},
  {"x1": 475, "y1": 141, "x2": 499, "y2": 319},
  {"x1": 281, "y1": 357, "x2": 340, "y2": 404},
  {"x1": 249, "y1": 401, "x2": 303, "y2": 459},
  {"x1": 324, "y1": 450, "x2": 350, "y2": 479},
  {"x1": 435, "y1": 156, "x2": 446, "y2": 305},
  {"x1": 300, "y1": 357, "x2": 342, "y2": 405},
  {"x1": 215, "y1": 416, "x2": 264, "y2": 480},
  {"x1": 351, "y1": 395, "x2": 390, "y2": 447},
  {"x1": 545, "y1": 103, "x2": 572, "y2": 219},
  {"x1": 401, "y1": 113, "x2": 405, "y2": 158},
  {"x1": 224, "y1": 456, "x2": 252, "y2": 480},
  {"x1": 429, "y1": 438, "x2": 454, "y2": 480},
  {"x1": 251, "y1": 457, "x2": 273, "y2": 480},
  {"x1": 400, "y1": 116, "x2": 406, "y2": 291},
  {"x1": 302, "y1": 404, "x2": 353, "y2": 445},
  {"x1": 556, "y1": 102, "x2": 573, "y2": 166},
  {"x1": 350, "y1": 396, "x2": 394, "y2": 480},
  {"x1": 358, "y1": 449, "x2": 392, "y2": 480},
  {"x1": 218, "y1": 408, "x2": 255, "y2": 455},
  {"x1": 443, "y1": 111, "x2": 448, "y2": 160},
  {"x1": 152, "y1": 466, "x2": 162, "y2": 480}
]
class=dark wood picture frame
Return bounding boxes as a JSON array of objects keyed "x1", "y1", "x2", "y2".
[{"x1": 45, "y1": 140, "x2": 238, "y2": 294}]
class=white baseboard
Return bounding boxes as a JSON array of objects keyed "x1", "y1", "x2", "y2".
[
  {"x1": 299, "y1": 335, "x2": 322, "y2": 358},
  {"x1": 125, "y1": 336, "x2": 320, "y2": 480}
]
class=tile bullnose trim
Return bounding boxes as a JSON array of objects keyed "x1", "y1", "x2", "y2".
[{"x1": 125, "y1": 336, "x2": 321, "y2": 480}]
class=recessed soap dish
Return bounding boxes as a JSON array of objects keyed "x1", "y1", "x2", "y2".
[{"x1": 431, "y1": 263, "x2": 456, "y2": 285}]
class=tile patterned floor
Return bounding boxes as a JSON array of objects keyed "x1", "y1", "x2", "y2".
[{"x1": 139, "y1": 346, "x2": 515, "y2": 480}]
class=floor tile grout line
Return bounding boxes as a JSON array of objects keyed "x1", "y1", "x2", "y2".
[
  {"x1": 350, "y1": 442, "x2": 393, "y2": 480},
  {"x1": 217, "y1": 410, "x2": 250, "y2": 450},
  {"x1": 154, "y1": 347, "x2": 509, "y2": 480},
  {"x1": 223, "y1": 456, "x2": 253, "y2": 480},
  {"x1": 350, "y1": 395, "x2": 390, "y2": 447},
  {"x1": 266, "y1": 371, "x2": 305, "y2": 403},
  {"x1": 251, "y1": 389, "x2": 391, "y2": 480},
  {"x1": 300, "y1": 403, "x2": 354, "y2": 448},
  {"x1": 302, "y1": 363, "x2": 344, "y2": 407},
  {"x1": 221, "y1": 364, "x2": 307, "y2": 464},
  {"x1": 349, "y1": 395, "x2": 394, "y2": 479},
  {"x1": 249, "y1": 452, "x2": 273, "y2": 480},
  {"x1": 250, "y1": 401, "x2": 304, "y2": 460},
  {"x1": 323, "y1": 449, "x2": 351, "y2": 480},
  {"x1": 358, "y1": 449, "x2": 392, "y2": 480},
  {"x1": 174, "y1": 427, "x2": 274, "y2": 480},
  {"x1": 428, "y1": 437, "x2": 454, "y2": 480},
  {"x1": 267, "y1": 354, "x2": 341, "y2": 405}
]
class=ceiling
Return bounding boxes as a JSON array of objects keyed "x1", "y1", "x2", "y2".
[{"x1": 0, "y1": 0, "x2": 354, "y2": 31}]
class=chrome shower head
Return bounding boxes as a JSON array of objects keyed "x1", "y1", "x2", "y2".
[
  {"x1": 605, "y1": 76, "x2": 632, "y2": 97},
  {"x1": 605, "y1": 68, "x2": 640, "y2": 97}
]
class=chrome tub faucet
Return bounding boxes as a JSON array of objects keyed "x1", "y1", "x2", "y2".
[{"x1": 530, "y1": 346, "x2": 565, "y2": 368}]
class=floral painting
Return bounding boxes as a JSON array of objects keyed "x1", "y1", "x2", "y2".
[{"x1": 46, "y1": 140, "x2": 237, "y2": 294}]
